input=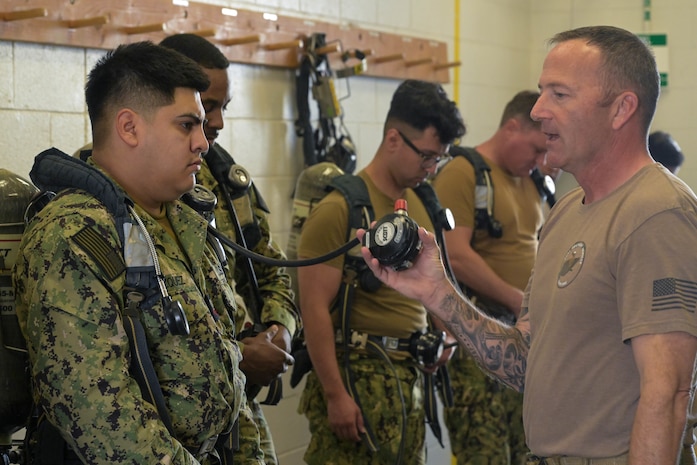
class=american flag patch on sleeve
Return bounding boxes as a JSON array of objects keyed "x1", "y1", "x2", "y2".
[{"x1": 652, "y1": 278, "x2": 697, "y2": 312}]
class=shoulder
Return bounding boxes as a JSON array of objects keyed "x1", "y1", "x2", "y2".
[
  {"x1": 433, "y1": 155, "x2": 476, "y2": 193},
  {"x1": 26, "y1": 190, "x2": 116, "y2": 240},
  {"x1": 616, "y1": 165, "x2": 697, "y2": 223},
  {"x1": 436, "y1": 154, "x2": 476, "y2": 178}
]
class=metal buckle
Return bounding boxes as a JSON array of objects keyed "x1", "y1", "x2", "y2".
[
  {"x1": 381, "y1": 336, "x2": 400, "y2": 350},
  {"x1": 196, "y1": 434, "x2": 218, "y2": 461},
  {"x1": 349, "y1": 330, "x2": 368, "y2": 349}
]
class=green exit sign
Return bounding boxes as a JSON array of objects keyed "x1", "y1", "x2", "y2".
[{"x1": 637, "y1": 33, "x2": 669, "y2": 87}]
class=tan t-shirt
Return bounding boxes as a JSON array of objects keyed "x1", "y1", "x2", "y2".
[
  {"x1": 433, "y1": 153, "x2": 543, "y2": 290},
  {"x1": 298, "y1": 171, "x2": 433, "y2": 338},
  {"x1": 524, "y1": 164, "x2": 697, "y2": 457}
]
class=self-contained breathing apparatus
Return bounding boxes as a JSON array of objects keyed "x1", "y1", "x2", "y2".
[
  {"x1": 445, "y1": 146, "x2": 556, "y2": 324},
  {"x1": 2, "y1": 149, "x2": 209, "y2": 465},
  {"x1": 294, "y1": 32, "x2": 363, "y2": 173},
  {"x1": 0, "y1": 169, "x2": 39, "y2": 465},
  {"x1": 196, "y1": 143, "x2": 289, "y2": 406},
  {"x1": 449, "y1": 145, "x2": 556, "y2": 239}
]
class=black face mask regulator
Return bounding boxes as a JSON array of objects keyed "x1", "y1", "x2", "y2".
[{"x1": 361, "y1": 199, "x2": 423, "y2": 271}]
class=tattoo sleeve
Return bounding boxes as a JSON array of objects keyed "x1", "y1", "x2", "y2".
[{"x1": 439, "y1": 291, "x2": 530, "y2": 392}]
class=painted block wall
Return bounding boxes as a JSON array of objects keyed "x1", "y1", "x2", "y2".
[
  {"x1": 530, "y1": 0, "x2": 697, "y2": 197},
  {"x1": 11, "y1": 0, "x2": 697, "y2": 464}
]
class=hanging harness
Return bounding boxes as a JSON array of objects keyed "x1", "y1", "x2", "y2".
[{"x1": 295, "y1": 32, "x2": 360, "y2": 173}]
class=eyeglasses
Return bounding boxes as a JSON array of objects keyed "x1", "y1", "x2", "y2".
[{"x1": 397, "y1": 130, "x2": 448, "y2": 169}]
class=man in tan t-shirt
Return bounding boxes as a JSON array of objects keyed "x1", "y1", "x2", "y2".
[
  {"x1": 433, "y1": 90, "x2": 546, "y2": 465},
  {"x1": 359, "y1": 26, "x2": 697, "y2": 465}
]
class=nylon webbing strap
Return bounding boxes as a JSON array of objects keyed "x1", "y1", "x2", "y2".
[
  {"x1": 424, "y1": 373, "x2": 445, "y2": 447},
  {"x1": 336, "y1": 276, "x2": 380, "y2": 454},
  {"x1": 206, "y1": 145, "x2": 283, "y2": 406},
  {"x1": 262, "y1": 378, "x2": 283, "y2": 405},
  {"x1": 122, "y1": 297, "x2": 175, "y2": 435}
]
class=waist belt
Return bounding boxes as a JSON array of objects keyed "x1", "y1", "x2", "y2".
[
  {"x1": 334, "y1": 328, "x2": 452, "y2": 449},
  {"x1": 526, "y1": 454, "x2": 628, "y2": 465},
  {"x1": 335, "y1": 329, "x2": 411, "y2": 354}
]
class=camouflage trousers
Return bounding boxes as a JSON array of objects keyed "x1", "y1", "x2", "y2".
[
  {"x1": 444, "y1": 352, "x2": 527, "y2": 465},
  {"x1": 233, "y1": 398, "x2": 269, "y2": 465},
  {"x1": 298, "y1": 352, "x2": 426, "y2": 465}
]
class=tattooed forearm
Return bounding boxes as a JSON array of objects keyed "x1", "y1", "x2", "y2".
[{"x1": 438, "y1": 291, "x2": 530, "y2": 392}]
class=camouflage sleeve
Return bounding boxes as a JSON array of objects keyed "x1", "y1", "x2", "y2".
[
  {"x1": 224, "y1": 187, "x2": 300, "y2": 338},
  {"x1": 242, "y1": 186, "x2": 299, "y2": 335},
  {"x1": 234, "y1": 400, "x2": 266, "y2": 463},
  {"x1": 14, "y1": 207, "x2": 197, "y2": 465}
]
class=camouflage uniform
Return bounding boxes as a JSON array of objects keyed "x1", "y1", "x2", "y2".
[
  {"x1": 13, "y1": 152, "x2": 255, "y2": 465},
  {"x1": 296, "y1": 172, "x2": 435, "y2": 465},
  {"x1": 198, "y1": 143, "x2": 300, "y2": 465},
  {"x1": 445, "y1": 354, "x2": 526, "y2": 465},
  {"x1": 299, "y1": 354, "x2": 426, "y2": 465}
]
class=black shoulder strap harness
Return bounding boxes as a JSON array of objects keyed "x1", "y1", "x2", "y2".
[
  {"x1": 28, "y1": 148, "x2": 234, "y2": 463},
  {"x1": 30, "y1": 148, "x2": 175, "y2": 427},
  {"x1": 449, "y1": 146, "x2": 503, "y2": 238},
  {"x1": 450, "y1": 146, "x2": 557, "y2": 239},
  {"x1": 329, "y1": 174, "x2": 454, "y2": 456}
]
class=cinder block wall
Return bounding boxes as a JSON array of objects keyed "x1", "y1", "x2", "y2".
[{"x1": 4, "y1": 1, "x2": 696, "y2": 463}]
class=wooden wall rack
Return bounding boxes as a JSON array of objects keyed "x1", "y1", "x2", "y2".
[{"x1": 0, "y1": 0, "x2": 460, "y2": 83}]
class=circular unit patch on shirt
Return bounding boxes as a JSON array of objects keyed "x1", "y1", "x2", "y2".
[{"x1": 557, "y1": 241, "x2": 585, "y2": 288}]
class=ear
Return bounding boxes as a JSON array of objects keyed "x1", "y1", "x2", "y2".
[
  {"x1": 384, "y1": 127, "x2": 401, "y2": 151},
  {"x1": 115, "y1": 109, "x2": 140, "y2": 148},
  {"x1": 611, "y1": 92, "x2": 639, "y2": 130},
  {"x1": 503, "y1": 117, "x2": 521, "y2": 132}
]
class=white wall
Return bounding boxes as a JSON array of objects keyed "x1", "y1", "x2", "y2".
[
  {"x1": 530, "y1": 0, "x2": 697, "y2": 197},
  {"x1": 8, "y1": 0, "x2": 697, "y2": 464}
]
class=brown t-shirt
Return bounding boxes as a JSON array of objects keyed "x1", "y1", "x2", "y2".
[
  {"x1": 433, "y1": 153, "x2": 543, "y2": 290},
  {"x1": 524, "y1": 164, "x2": 697, "y2": 457},
  {"x1": 298, "y1": 171, "x2": 433, "y2": 338}
]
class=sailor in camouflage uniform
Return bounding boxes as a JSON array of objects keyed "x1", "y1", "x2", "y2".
[
  {"x1": 14, "y1": 42, "x2": 257, "y2": 464},
  {"x1": 296, "y1": 80, "x2": 465, "y2": 465},
  {"x1": 160, "y1": 34, "x2": 300, "y2": 465}
]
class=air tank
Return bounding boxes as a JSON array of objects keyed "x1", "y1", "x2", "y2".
[
  {"x1": 0, "y1": 168, "x2": 38, "y2": 441},
  {"x1": 286, "y1": 162, "x2": 345, "y2": 299}
]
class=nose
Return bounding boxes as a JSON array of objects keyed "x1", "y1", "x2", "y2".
[
  {"x1": 425, "y1": 162, "x2": 439, "y2": 175},
  {"x1": 206, "y1": 107, "x2": 224, "y2": 132},
  {"x1": 530, "y1": 94, "x2": 547, "y2": 122},
  {"x1": 194, "y1": 125, "x2": 209, "y2": 155}
]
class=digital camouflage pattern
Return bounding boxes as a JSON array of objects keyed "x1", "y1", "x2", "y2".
[
  {"x1": 198, "y1": 143, "x2": 300, "y2": 465},
  {"x1": 444, "y1": 353, "x2": 527, "y2": 465},
  {"x1": 298, "y1": 353, "x2": 426, "y2": 465},
  {"x1": 13, "y1": 156, "x2": 251, "y2": 465}
]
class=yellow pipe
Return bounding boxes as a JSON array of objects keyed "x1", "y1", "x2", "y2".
[{"x1": 453, "y1": 0, "x2": 461, "y2": 107}]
